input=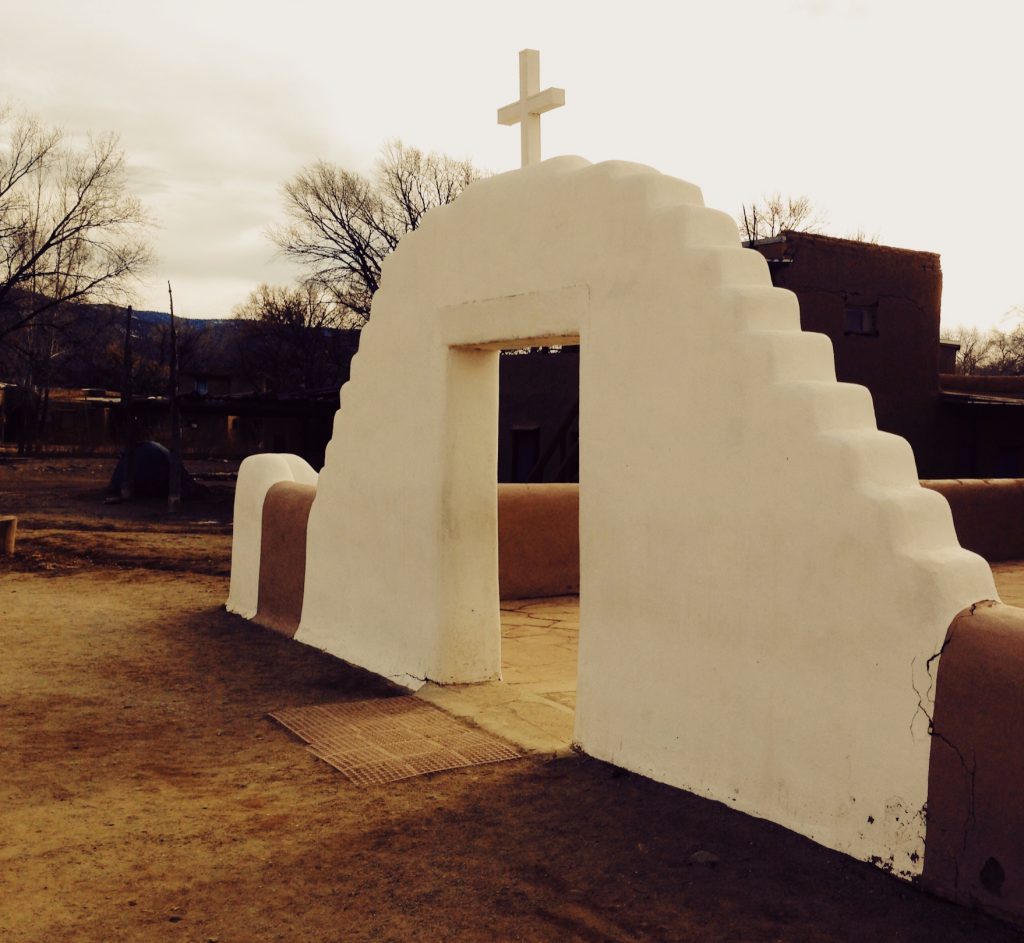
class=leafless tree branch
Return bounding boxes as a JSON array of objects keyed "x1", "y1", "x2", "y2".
[
  {"x1": 0, "y1": 108, "x2": 152, "y2": 345},
  {"x1": 271, "y1": 141, "x2": 485, "y2": 326},
  {"x1": 737, "y1": 193, "x2": 827, "y2": 242}
]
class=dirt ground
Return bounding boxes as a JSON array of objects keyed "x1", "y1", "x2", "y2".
[{"x1": 2, "y1": 456, "x2": 1023, "y2": 943}]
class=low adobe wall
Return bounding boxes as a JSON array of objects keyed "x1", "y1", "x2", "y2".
[
  {"x1": 264, "y1": 481, "x2": 578, "y2": 605},
  {"x1": 506, "y1": 479, "x2": 1024, "y2": 587},
  {"x1": 924, "y1": 600, "x2": 1024, "y2": 924},
  {"x1": 922, "y1": 479, "x2": 1024, "y2": 562},
  {"x1": 245, "y1": 481, "x2": 580, "y2": 639},
  {"x1": 497, "y1": 483, "x2": 579, "y2": 598},
  {"x1": 246, "y1": 480, "x2": 1015, "y2": 615}
]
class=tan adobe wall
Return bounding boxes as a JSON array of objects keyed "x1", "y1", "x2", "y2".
[
  {"x1": 922, "y1": 479, "x2": 1024, "y2": 562},
  {"x1": 498, "y1": 484, "x2": 579, "y2": 597}
]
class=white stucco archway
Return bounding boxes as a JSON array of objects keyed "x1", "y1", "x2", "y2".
[{"x1": 232, "y1": 157, "x2": 997, "y2": 875}]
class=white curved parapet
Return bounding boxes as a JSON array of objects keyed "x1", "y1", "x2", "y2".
[{"x1": 226, "y1": 453, "x2": 317, "y2": 619}]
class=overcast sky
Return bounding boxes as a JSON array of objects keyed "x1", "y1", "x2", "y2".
[{"x1": 3, "y1": 0, "x2": 1021, "y2": 330}]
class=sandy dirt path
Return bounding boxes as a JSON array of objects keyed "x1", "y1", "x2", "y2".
[{"x1": 1, "y1": 457, "x2": 1022, "y2": 942}]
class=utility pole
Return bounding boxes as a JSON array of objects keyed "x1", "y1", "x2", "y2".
[
  {"x1": 120, "y1": 305, "x2": 134, "y2": 500},
  {"x1": 167, "y1": 282, "x2": 182, "y2": 512}
]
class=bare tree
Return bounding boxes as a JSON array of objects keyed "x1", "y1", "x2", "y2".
[
  {"x1": 738, "y1": 193, "x2": 826, "y2": 243},
  {"x1": 941, "y1": 316, "x2": 1024, "y2": 376},
  {"x1": 982, "y1": 326, "x2": 1024, "y2": 376},
  {"x1": 0, "y1": 106, "x2": 150, "y2": 451},
  {"x1": 1002, "y1": 304, "x2": 1024, "y2": 328},
  {"x1": 942, "y1": 325, "x2": 991, "y2": 375},
  {"x1": 233, "y1": 281, "x2": 348, "y2": 393},
  {"x1": 0, "y1": 106, "x2": 151, "y2": 344},
  {"x1": 846, "y1": 227, "x2": 881, "y2": 244},
  {"x1": 273, "y1": 140, "x2": 484, "y2": 327}
]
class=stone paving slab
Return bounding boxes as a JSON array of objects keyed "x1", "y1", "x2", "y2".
[{"x1": 418, "y1": 596, "x2": 581, "y2": 755}]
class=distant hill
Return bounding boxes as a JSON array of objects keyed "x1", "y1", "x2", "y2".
[
  {"x1": 1, "y1": 298, "x2": 360, "y2": 397},
  {"x1": 132, "y1": 309, "x2": 235, "y2": 331}
]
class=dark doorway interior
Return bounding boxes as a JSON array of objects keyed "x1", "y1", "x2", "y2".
[{"x1": 498, "y1": 347, "x2": 579, "y2": 482}]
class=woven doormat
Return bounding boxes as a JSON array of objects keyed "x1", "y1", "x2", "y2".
[{"x1": 268, "y1": 696, "x2": 522, "y2": 786}]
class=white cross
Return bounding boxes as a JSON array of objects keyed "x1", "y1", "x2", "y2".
[{"x1": 497, "y1": 49, "x2": 565, "y2": 168}]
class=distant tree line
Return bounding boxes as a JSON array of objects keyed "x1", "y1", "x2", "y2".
[
  {"x1": 220, "y1": 140, "x2": 486, "y2": 393},
  {"x1": 22, "y1": 118, "x2": 929, "y2": 448},
  {"x1": 1, "y1": 116, "x2": 477, "y2": 450},
  {"x1": 1, "y1": 303, "x2": 358, "y2": 397},
  {"x1": 943, "y1": 316, "x2": 1024, "y2": 375},
  {"x1": 229, "y1": 140, "x2": 484, "y2": 350}
]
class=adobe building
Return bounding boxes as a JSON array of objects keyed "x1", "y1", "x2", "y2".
[
  {"x1": 500, "y1": 231, "x2": 973, "y2": 483},
  {"x1": 746, "y1": 230, "x2": 1024, "y2": 480},
  {"x1": 935, "y1": 374, "x2": 1024, "y2": 478},
  {"x1": 749, "y1": 231, "x2": 946, "y2": 476},
  {"x1": 498, "y1": 347, "x2": 579, "y2": 481}
]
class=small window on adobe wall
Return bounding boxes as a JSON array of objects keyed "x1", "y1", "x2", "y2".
[{"x1": 844, "y1": 306, "x2": 878, "y2": 336}]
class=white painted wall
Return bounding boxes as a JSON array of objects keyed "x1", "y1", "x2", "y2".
[{"x1": 239, "y1": 157, "x2": 998, "y2": 875}]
